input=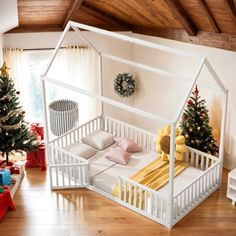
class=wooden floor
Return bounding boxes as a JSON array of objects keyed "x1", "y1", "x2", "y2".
[{"x1": 0, "y1": 168, "x2": 236, "y2": 236}]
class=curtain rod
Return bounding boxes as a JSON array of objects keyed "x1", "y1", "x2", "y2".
[{"x1": 23, "y1": 45, "x2": 88, "y2": 51}]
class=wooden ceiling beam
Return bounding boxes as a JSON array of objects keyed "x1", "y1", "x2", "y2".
[
  {"x1": 197, "y1": 0, "x2": 221, "y2": 33},
  {"x1": 6, "y1": 24, "x2": 62, "y2": 33},
  {"x1": 133, "y1": 27, "x2": 236, "y2": 52},
  {"x1": 224, "y1": 0, "x2": 236, "y2": 25},
  {"x1": 80, "y1": 2, "x2": 133, "y2": 30},
  {"x1": 62, "y1": 0, "x2": 84, "y2": 29},
  {"x1": 165, "y1": 0, "x2": 197, "y2": 36},
  {"x1": 135, "y1": 0, "x2": 167, "y2": 26}
]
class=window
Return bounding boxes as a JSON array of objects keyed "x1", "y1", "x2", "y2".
[
  {"x1": 23, "y1": 50, "x2": 53, "y2": 122},
  {"x1": 6, "y1": 47, "x2": 100, "y2": 125}
]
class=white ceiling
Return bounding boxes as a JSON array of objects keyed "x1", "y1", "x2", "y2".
[{"x1": 0, "y1": 0, "x2": 18, "y2": 34}]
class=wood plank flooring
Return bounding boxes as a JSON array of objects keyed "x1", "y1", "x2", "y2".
[{"x1": 0, "y1": 168, "x2": 235, "y2": 236}]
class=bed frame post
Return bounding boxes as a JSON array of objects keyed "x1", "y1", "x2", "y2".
[
  {"x1": 40, "y1": 77, "x2": 53, "y2": 189},
  {"x1": 168, "y1": 122, "x2": 176, "y2": 228},
  {"x1": 99, "y1": 55, "x2": 104, "y2": 116},
  {"x1": 42, "y1": 22, "x2": 71, "y2": 77},
  {"x1": 218, "y1": 90, "x2": 228, "y2": 185},
  {"x1": 40, "y1": 78, "x2": 49, "y2": 143},
  {"x1": 204, "y1": 59, "x2": 228, "y2": 186}
]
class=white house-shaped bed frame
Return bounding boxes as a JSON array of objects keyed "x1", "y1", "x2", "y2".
[{"x1": 41, "y1": 21, "x2": 228, "y2": 228}]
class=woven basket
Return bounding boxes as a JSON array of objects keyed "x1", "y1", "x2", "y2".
[{"x1": 49, "y1": 99, "x2": 79, "y2": 136}]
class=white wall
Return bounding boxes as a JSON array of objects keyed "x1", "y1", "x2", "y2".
[
  {"x1": 131, "y1": 33, "x2": 236, "y2": 170},
  {"x1": 0, "y1": 0, "x2": 18, "y2": 34}
]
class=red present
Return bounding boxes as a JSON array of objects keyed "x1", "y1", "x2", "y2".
[
  {"x1": 26, "y1": 143, "x2": 46, "y2": 171},
  {"x1": 0, "y1": 188, "x2": 15, "y2": 221},
  {"x1": 0, "y1": 161, "x2": 14, "y2": 168},
  {"x1": 10, "y1": 167, "x2": 20, "y2": 175},
  {"x1": 30, "y1": 123, "x2": 44, "y2": 140}
]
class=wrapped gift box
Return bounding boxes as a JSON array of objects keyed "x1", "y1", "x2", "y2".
[
  {"x1": 26, "y1": 122, "x2": 46, "y2": 171},
  {"x1": 0, "y1": 169, "x2": 12, "y2": 186},
  {"x1": 0, "y1": 187, "x2": 15, "y2": 220},
  {"x1": 30, "y1": 123, "x2": 44, "y2": 140},
  {"x1": 26, "y1": 143, "x2": 46, "y2": 171}
]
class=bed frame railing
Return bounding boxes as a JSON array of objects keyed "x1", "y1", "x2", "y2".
[
  {"x1": 117, "y1": 176, "x2": 168, "y2": 225},
  {"x1": 103, "y1": 116, "x2": 156, "y2": 151},
  {"x1": 47, "y1": 115, "x2": 221, "y2": 227},
  {"x1": 47, "y1": 144, "x2": 90, "y2": 189},
  {"x1": 47, "y1": 115, "x2": 156, "y2": 189},
  {"x1": 184, "y1": 146, "x2": 219, "y2": 170},
  {"x1": 173, "y1": 160, "x2": 221, "y2": 224},
  {"x1": 49, "y1": 115, "x2": 156, "y2": 151},
  {"x1": 116, "y1": 143, "x2": 221, "y2": 228},
  {"x1": 50, "y1": 116, "x2": 103, "y2": 148}
]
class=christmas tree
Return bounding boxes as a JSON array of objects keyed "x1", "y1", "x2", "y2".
[
  {"x1": 0, "y1": 62, "x2": 36, "y2": 164},
  {"x1": 180, "y1": 85, "x2": 219, "y2": 156}
]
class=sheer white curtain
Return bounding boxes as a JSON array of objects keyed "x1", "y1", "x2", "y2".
[
  {"x1": 3, "y1": 46, "x2": 100, "y2": 124},
  {"x1": 3, "y1": 48, "x2": 24, "y2": 89},
  {"x1": 3, "y1": 48, "x2": 29, "y2": 110},
  {"x1": 48, "y1": 46, "x2": 100, "y2": 124}
]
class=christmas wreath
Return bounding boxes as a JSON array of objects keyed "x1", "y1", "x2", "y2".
[{"x1": 114, "y1": 73, "x2": 135, "y2": 98}]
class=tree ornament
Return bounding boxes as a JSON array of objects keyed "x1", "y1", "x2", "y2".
[
  {"x1": 114, "y1": 73, "x2": 135, "y2": 98},
  {"x1": 0, "y1": 62, "x2": 10, "y2": 77},
  {"x1": 197, "y1": 126, "x2": 201, "y2": 131},
  {"x1": 187, "y1": 100, "x2": 193, "y2": 106},
  {"x1": 194, "y1": 85, "x2": 199, "y2": 96},
  {"x1": 182, "y1": 114, "x2": 188, "y2": 121},
  {"x1": 16, "y1": 91, "x2": 20, "y2": 95}
]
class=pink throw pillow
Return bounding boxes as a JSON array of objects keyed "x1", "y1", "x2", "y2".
[
  {"x1": 105, "y1": 147, "x2": 130, "y2": 165},
  {"x1": 114, "y1": 137, "x2": 142, "y2": 152}
]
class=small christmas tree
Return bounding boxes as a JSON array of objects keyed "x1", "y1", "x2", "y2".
[
  {"x1": 0, "y1": 62, "x2": 36, "y2": 164},
  {"x1": 180, "y1": 85, "x2": 219, "y2": 156}
]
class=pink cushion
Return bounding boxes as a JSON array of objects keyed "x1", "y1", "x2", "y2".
[
  {"x1": 104, "y1": 147, "x2": 130, "y2": 165},
  {"x1": 114, "y1": 137, "x2": 142, "y2": 152}
]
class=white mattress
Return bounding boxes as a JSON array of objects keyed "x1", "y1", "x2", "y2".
[
  {"x1": 92, "y1": 153, "x2": 203, "y2": 195},
  {"x1": 91, "y1": 149, "x2": 158, "y2": 194},
  {"x1": 88, "y1": 144, "x2": 118, "y2": 177},
  {"x1": 158, "y1": 166, "x2": 203, "y2": 195}
]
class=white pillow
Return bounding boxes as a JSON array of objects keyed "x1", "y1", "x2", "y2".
[
  {"x1": 66, "y1": 142, "x2": 97, "y2": 159},
  {"x1": 82, "y1": 130, "x2": 115, "y2": 150}
]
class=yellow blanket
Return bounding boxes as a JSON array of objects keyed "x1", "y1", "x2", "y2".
[{"x1": 113, "y1": 158, "x2": 189, "y2": 208}]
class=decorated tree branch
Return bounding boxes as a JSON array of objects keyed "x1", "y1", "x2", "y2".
[
  {"x1": 0, "y1": 62, "x2": 36, "y2": 164},
  {"x1": 180, "y1": 85, "x2": 219, "y2": 156}
]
